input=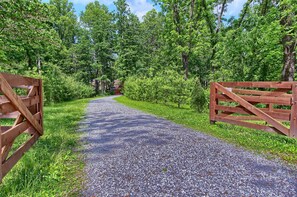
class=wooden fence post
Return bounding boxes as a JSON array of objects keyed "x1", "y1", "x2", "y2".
[
  {"x1": 0, "y1": 125, "x2": 2, "y2": 183},
  {"x1": 38, "y1": 79, "x2": 43, "y2": 128},
  {"x1": 0, "y1": 73, "x2": 44, "y2": 182},
  {"x1": 290, "y1": 84, "x2": 297, "y2": 138},
  {"x1": 0, "y1": 78, "x2": 2, "y2": 183},
  {"x1": 210, "y1": 82, "x2": 217, "y2": 124}
]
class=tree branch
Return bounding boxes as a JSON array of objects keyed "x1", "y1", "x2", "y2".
[{"x1": 237, "y1": 0, "x2": 253, "y2": 28}]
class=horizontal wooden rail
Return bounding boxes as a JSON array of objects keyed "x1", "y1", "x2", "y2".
[
  {"x1": 216, "y1": 94, "x2": 291, "y2": 105},
  {"x1": 210, "y1": 82, "x2": 297, "y2": 138},
  {"x1": 215, "y1": 105, "x2": 290, "y2": 121},
  {"x1": 0, "y1": 72, "x2": 43, "y2": 183},
  {"x1": 218, "y1": 81, "x2": 296, "y2": 89},
  {"x1": 215, "y1": 115, "x2": 284, "y2": 135},
  {"x1": 2, "y1": 135, "x2": 39, "y2": 178},
  {"x1": 231, "y1": 88, "x2": 292, "y2": 97},
  {"x1": 0, "y1": 73, "x2": 40, "y2": 87},
  {"x1": 0, "y1": 112, "x2": 20, "y2": 119},
  {"x1": 0, "y1": 96, "x2": 40, "y2": 114}
]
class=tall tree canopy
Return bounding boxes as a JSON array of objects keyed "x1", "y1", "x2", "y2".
[{"x1": 1, "y1": 0, "x2": 297, "y2": 103}]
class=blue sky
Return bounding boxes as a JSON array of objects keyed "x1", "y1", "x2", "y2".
[{"x1": 43, "y1": 0, "x2": 247, "y2": 20}]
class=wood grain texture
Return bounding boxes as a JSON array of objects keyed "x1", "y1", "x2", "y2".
[
  {"x1": 2, "y1": 135, "x2": 39, "y2": 178},
  {"x1": 0, "y1": 73, "x2": 43, "y2": 182},
  {"x1": 290, "y1": 85, "x2": 297, "y2": 137},
  {"x1": 219, "y1": 81, "x2": 297, "y2": 89},
  {"x1": 1, "y1": 73, "x2": 39, "y2": 87},
  {"x1": 0, "y1": 74, "x2": 43, "y2": 135},
  {"x1": 212, "y1": 82, "x2": 291, "y2": 136}
]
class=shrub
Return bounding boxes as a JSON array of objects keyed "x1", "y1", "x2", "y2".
[
  {"x1": 43, "y1": 64, "x2": 94, "y2": 104},
  {"x1": 191, "y1": 78, "x2": 207, "y2": 113},
  {"x1": 124, "y1": 71, "x2": 197, "y2": 108}
]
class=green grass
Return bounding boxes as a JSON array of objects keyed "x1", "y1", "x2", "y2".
[
  {"x1": 0, "y1": 98, "x2": 95, "y2": 197},
  {"x1": 115, "y1": 96, "x2": 297, "y2": 164}
]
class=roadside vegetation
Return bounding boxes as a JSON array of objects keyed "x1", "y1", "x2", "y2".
[
  {"x1": 0, "y1": 98, "x2": 93, "y2": 196},
  {"x1": 115, "y1": 96, "x2": 297, "y2": 164},
  {"x1": 123, "y1": 70, "x2": 206, "y2": 110},
  {"x1": 1, "y1": 0, "x2": 297, "y2": 194}
]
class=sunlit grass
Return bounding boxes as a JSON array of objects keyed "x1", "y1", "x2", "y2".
[
  {"x1": 0, "y1": 98, "x2": 94, "y2": 196},
  {"x1": 115, "y1": 96, "x2": 297, "y2": 164}
]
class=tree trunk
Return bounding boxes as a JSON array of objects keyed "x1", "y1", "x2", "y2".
[
  {"x1": 95, "y1": 69, "x2": 100, "y2": 95},
  {"x1": 26, "y1": 49, "x2": 33, "y2": 69},
  {"x1": 281, "y1": 8, "x2": 296, "y2": 81},
  {"x1": 37, "y1": 55, "x2": 42, "y2": 75},
  {"x1": 95, "y1": 80, "x2": 100, "y2": 95},
  {"x1": 101, "y1": 81, "x2": 105, "y2": 95},
  {"x1": 281, "y1": 35, "x2": 295, "y2": 81},
  {"x1": 182, "y1": 52, "x2": 189, "y2": 80}
]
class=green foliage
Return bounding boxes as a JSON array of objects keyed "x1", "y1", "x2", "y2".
[
  {"x1": 2, "y1": 0, "x2": 297, "y2": 105},
  {"x1": 191, "y1": 79, "x2": 207, "y2": 113},
  {"x1": 79, "y1": 1, "x2": 115, "y2": 94},
  {"x1": 0, "y1": 98, "x2": 94, "y2": 196},
  {"x1": 116, "y1": 96, "x2": 297, "y2": 163},
  {"x1": 212, "y1": 8, "x2": 283, "y2": 82},
  {"x1": 43, "y1": 65, "x2": 94, "y2": 104},
  {"x1": 114, "y1": 0, "x2": 143, "y2": 79},
  {"x1": 124, "y1": 71, "x2": 198, "y2": 108}
]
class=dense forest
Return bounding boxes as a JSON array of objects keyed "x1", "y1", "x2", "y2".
[{"x1": 0, "y1": 0, "x2": 296, "y2": 103}]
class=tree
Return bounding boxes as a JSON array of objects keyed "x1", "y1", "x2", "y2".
[
  {"x1": 114, "y1": 0, "x2": 143, "y2": 79},
  {"x1": 81, "y1": 1, "x2": 115, "y2": 93},
  {"x1": 280, "y1": 0, "x2": 297, "y2": 81},
  {"x1": 140, "y1": 9, "x2": 164, "y2": 76},
  {"x1": 0, "y1": 0, "x2": 61, "y2": 74},
  {"x1": 49, "y1": 0, "x2": 77, "y2": 48}
]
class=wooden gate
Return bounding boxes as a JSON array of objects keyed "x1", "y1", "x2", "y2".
[
  {"x1": 210, "y1": 82, "x2": 297, "y2": 138},
  {"x1": 0, "y1": 73, "x2": 43, "y2": 182}
]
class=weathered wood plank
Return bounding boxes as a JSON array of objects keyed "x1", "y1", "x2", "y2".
[
  {"x1": 0, "y1": 96, "x2": 39, "y2": 114},
  {"x1": 232, "y1": 88, "x2": 291, "y2": 97},
  {"x1": 215, "y1": 115, "x2": 285, "y2": 135},
  {"x1": 219, "y1": 81, "x2": 297, "y2": 89},
  {"x1": 215, "y1": 83, "x2": 289, "y2": 135},
  {"x1": 0, "y1": 112, "x2": 20, "y2": 119},
  {"x1": 0, "y1": 75, "x2": 43, "y2": 135},
  {"x1": 210, "y1": 82, "x2": 217, "y2": 124},
  {"x1": 0, "y1": 73, "x2": 39, "y2": 87},
  {"x1": 0, "y1": 127, "x2": 12, "y2": 133},
  {"x1": 223, "y1": 115, "x2": 262, "y2": 121},
  {"x1": 0, "y1": 125, "x2": 2, "y2": 182},
  {"x1": 1, "y1": 115, "x2": 24, "y2": 163},
  {"x1": 290, "y1": 85, "x2": 297, "y2": 137},
  {"x1": 1, "y1": 113, "x2": 40, "y2": 147},
  {"x1": 0, "y1": 73, "x2": 43, "y2": 182},
  {"x1": 2, "y1": 134, "x2": 39, "y2": 178},
  {"x1": 38, "y1": 80, "x2": 43, "y2": 128},
  {"x1": 216, "y1": 94, "x2": 291, "y2": 105},
  {"x1": 215, "y1": 105, "x2": 290, "y2": 121}
]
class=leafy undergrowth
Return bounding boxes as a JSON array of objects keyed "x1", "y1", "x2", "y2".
[
  {"x1": 0, "y1": 98, "x2": 94, "y2": 196},
  {"x1": 115, "y1": 96, "x2": 297, "y2": 164}
]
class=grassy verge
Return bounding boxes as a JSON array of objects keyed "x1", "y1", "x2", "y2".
[
  {"x1": 115, "y1": 96, "x2": 297, "y2": 164},
  {"x1": 0, "y1": 98, "x2": 94, "y2": 196}
]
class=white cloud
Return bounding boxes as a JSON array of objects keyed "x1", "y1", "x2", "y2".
[
  {"x1": 71, "y1": 0, "x2": 113, "y2": 6},
  {"x1": 43, "y1": 0, "x2": 154, "y2": 20},
  {"x1": 127, "y1": 0, "x2": 154, "y2": 20},
  {"x1": 225, "y1": 0, "x2": 247, "y2": 18}
]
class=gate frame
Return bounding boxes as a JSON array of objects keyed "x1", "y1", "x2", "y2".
[
  {"x1": 210, "y1": 81, "x2": 297, "y2": 138},
  {"x1": 0, "y1": 73, "x2": 43, "y2": 182}
]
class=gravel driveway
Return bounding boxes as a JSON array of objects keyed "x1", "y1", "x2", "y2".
[{"x1": 80, "y1": 96, "x2": 297, "y2": 196}]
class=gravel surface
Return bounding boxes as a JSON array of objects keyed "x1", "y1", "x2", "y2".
[{"x1": 80, "y1": 96, "x2": 297, "y2": 197}]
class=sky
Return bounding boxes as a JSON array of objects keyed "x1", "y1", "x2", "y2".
[{"x1": 43, "y1": 0, "x2": 247, "y2": 21}]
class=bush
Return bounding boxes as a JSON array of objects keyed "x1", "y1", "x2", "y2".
[
  {"x1": 43, "y1": 64, "x2": 94, "y2": 104},
  {"x1": 191, "y1": 79, "x2": 207, "y2": 113},
  {"x1": 124, "y1": 71, "x2": 196, "y2": 108}
]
